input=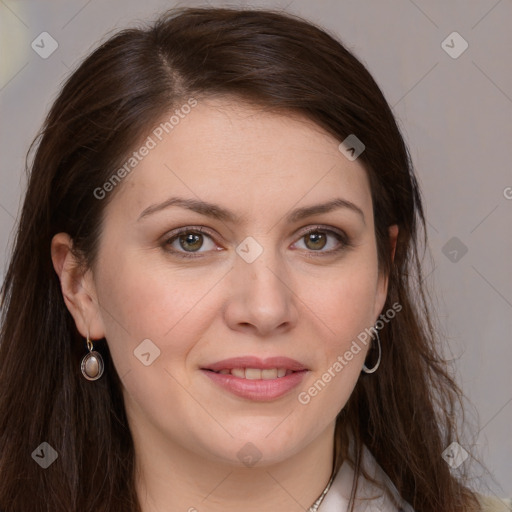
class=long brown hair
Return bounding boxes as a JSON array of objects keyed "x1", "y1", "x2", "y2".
[{"x1": 0, "y1": 7, "x2": 481, "y2": 511}]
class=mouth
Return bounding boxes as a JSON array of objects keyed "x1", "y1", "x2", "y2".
[
  {"x1": 200, "y1": 356, "x2": 309, "y2": 401},
  {"x1": 201, "y1": 355, "x2": 308, "y2": 377},
  {"x1": 203, "y1": 368, "x2": 299, "y2": 379}
]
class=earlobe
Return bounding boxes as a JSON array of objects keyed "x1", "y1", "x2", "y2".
[{"x1": 50, "y1": 233, "x2": 106, "y2": 340}]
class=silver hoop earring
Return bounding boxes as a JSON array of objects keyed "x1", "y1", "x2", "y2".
[
  {"x1": 80, "y1": 337, "x2": 104, "y2": 381},
  {"x1": 362, "y1": 329, "x2": 381, "y2": 374}
]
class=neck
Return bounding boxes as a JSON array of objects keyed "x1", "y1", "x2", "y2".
[{"x1": 133, "y1": 422, "x2": 336, "y2": 512}]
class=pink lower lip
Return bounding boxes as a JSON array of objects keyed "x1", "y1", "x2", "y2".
[{"x1": 201, "y1": 369, "x2": 308, "y2": 401}]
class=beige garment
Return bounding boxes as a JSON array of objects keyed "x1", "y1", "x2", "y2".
[
  {"x1": 317, "y1": 444, "x2": 511, "y2": 512},
  {"x1": 477, "y1": 495, "x2": 512, "y2": 512}
]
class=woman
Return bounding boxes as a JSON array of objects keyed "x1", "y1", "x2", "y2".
[{"x1": 0, "y1": 6, "x2": 506, "y2": 512}]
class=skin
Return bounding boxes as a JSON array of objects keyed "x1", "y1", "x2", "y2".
[{"x1": 52, "y1": 97, "x2": 398, "y2": 512}]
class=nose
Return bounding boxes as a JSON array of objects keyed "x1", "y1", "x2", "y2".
[{"x1": 223, "y1": 244, "x2": 299, "y2": 338}]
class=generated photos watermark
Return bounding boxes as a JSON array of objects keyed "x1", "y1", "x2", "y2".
[
  {"x1": 298, "y1": 302, "x2": 402, "y2": 405},
  {"x1": 93, "y1": 97, "x2": 198, "y2": 200}
]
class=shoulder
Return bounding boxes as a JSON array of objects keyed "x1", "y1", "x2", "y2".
[{"x1": 477, "y1": 495, "x2": 512, "y2": 512}]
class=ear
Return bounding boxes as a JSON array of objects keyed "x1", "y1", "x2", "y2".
[
  {"x1": 50, "y1": 232, "x2": 106, "y2": 340},
  {"x1": 374, "y1": 224, "x2": 399, "y2": 319}
]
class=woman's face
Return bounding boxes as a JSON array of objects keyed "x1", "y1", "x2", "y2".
[{"x1": 62, "y1": 98, "x2": 395, "y2": 467}]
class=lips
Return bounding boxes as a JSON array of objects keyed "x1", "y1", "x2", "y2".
[{"x1": 200, "y1": 356, "x2": 309, "y2": 401}]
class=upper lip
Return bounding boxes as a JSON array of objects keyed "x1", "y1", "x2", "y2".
[{"x1": 202, "y1": 356, "x2": 308, "y2": 372}]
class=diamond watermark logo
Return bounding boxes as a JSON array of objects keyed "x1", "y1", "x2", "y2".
[
  {"x1": 134, "y1": 338, "x2": 161, "y2": 366},
  {"x1": 31, "y1": 442, "x2": 58, "y2": 469},
  {"x1": 338, "y1": 134, "x2": 365, "y2": 161},
  {"x1": 236, "y1": 236, "x2": 263, "y2": 263},
  {"x1": 236, "y1": 442, "x2": 262, "y2": 467},
  {"x1": 441, "y1": 32, "x2": 468, "y2": 59},
  {"x1": 442, "y1": 236, "x2": 468, "y2": 263},
  {"x1": 31, "y1": 32, "x2": 59, "y2": 59},
  {"x1": 442, "y1": 442, "x2": 469, "y2": 469}
]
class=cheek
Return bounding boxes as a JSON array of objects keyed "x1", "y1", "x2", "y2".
[
  {"x1": 95, "y1": 248, "x2": 215, "y2": 336},
  {"x1": 93, "y1": 252, "x2": 216, "y2": 436},
  {"x1": 92, "y1": 251, "x2": 205, "y2": 383},
  {"x1": 304, "y1": 256, "x2": 380, "y2": 342},
  {"x1": 295, "y1": 257, "x2": 379, "y2": 410}
]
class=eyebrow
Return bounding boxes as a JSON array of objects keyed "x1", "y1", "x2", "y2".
[{"x1": 137, "y1": 196, "x2": 365, "y2": 225}]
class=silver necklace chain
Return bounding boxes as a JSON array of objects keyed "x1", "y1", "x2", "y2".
[{"x1": 307, "y1": 469, "x2": 336, "y2": 512}]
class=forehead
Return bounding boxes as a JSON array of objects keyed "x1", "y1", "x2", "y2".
[{"x1": 108, "y1": 98, "x2": 373, "y2": 223}]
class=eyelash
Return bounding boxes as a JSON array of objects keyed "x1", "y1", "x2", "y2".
[{"x1": 162, "y1": 225, "x2": 352, "y2": 260}]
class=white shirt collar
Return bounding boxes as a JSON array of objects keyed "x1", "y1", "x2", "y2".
[{"x1": 318, "y1": 444, "x2": 415, "y2": 512}]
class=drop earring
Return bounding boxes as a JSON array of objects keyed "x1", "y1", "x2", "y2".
[
  {"x1": 80, "y1": 336, "x2": 104, "y2": 381},
  {"x1": 362, "y1": 329, "x2": 381, "y2": 374}
]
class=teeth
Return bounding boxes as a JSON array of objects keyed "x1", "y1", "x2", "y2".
[
  {"x1": 245, "y1": 368, "x2": 262, "y2": 380},
  {"x1": 261, "y1": 369, "x2": 278, "y2": 380},
  {"x1": 216, "y1": 368, "x2": 293, "y2": 379}
]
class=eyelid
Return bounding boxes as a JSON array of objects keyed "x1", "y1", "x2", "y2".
[
  {"x1": 164, "y1": 225, "x2": 217, "y2": 241},
  {"x1": 295, "y1": 224, "x2": 347, "y2": 240}
]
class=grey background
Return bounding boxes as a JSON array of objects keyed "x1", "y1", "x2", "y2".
[{"x1": 1, "y1": 0, "x2": 511, "y2": 499}]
